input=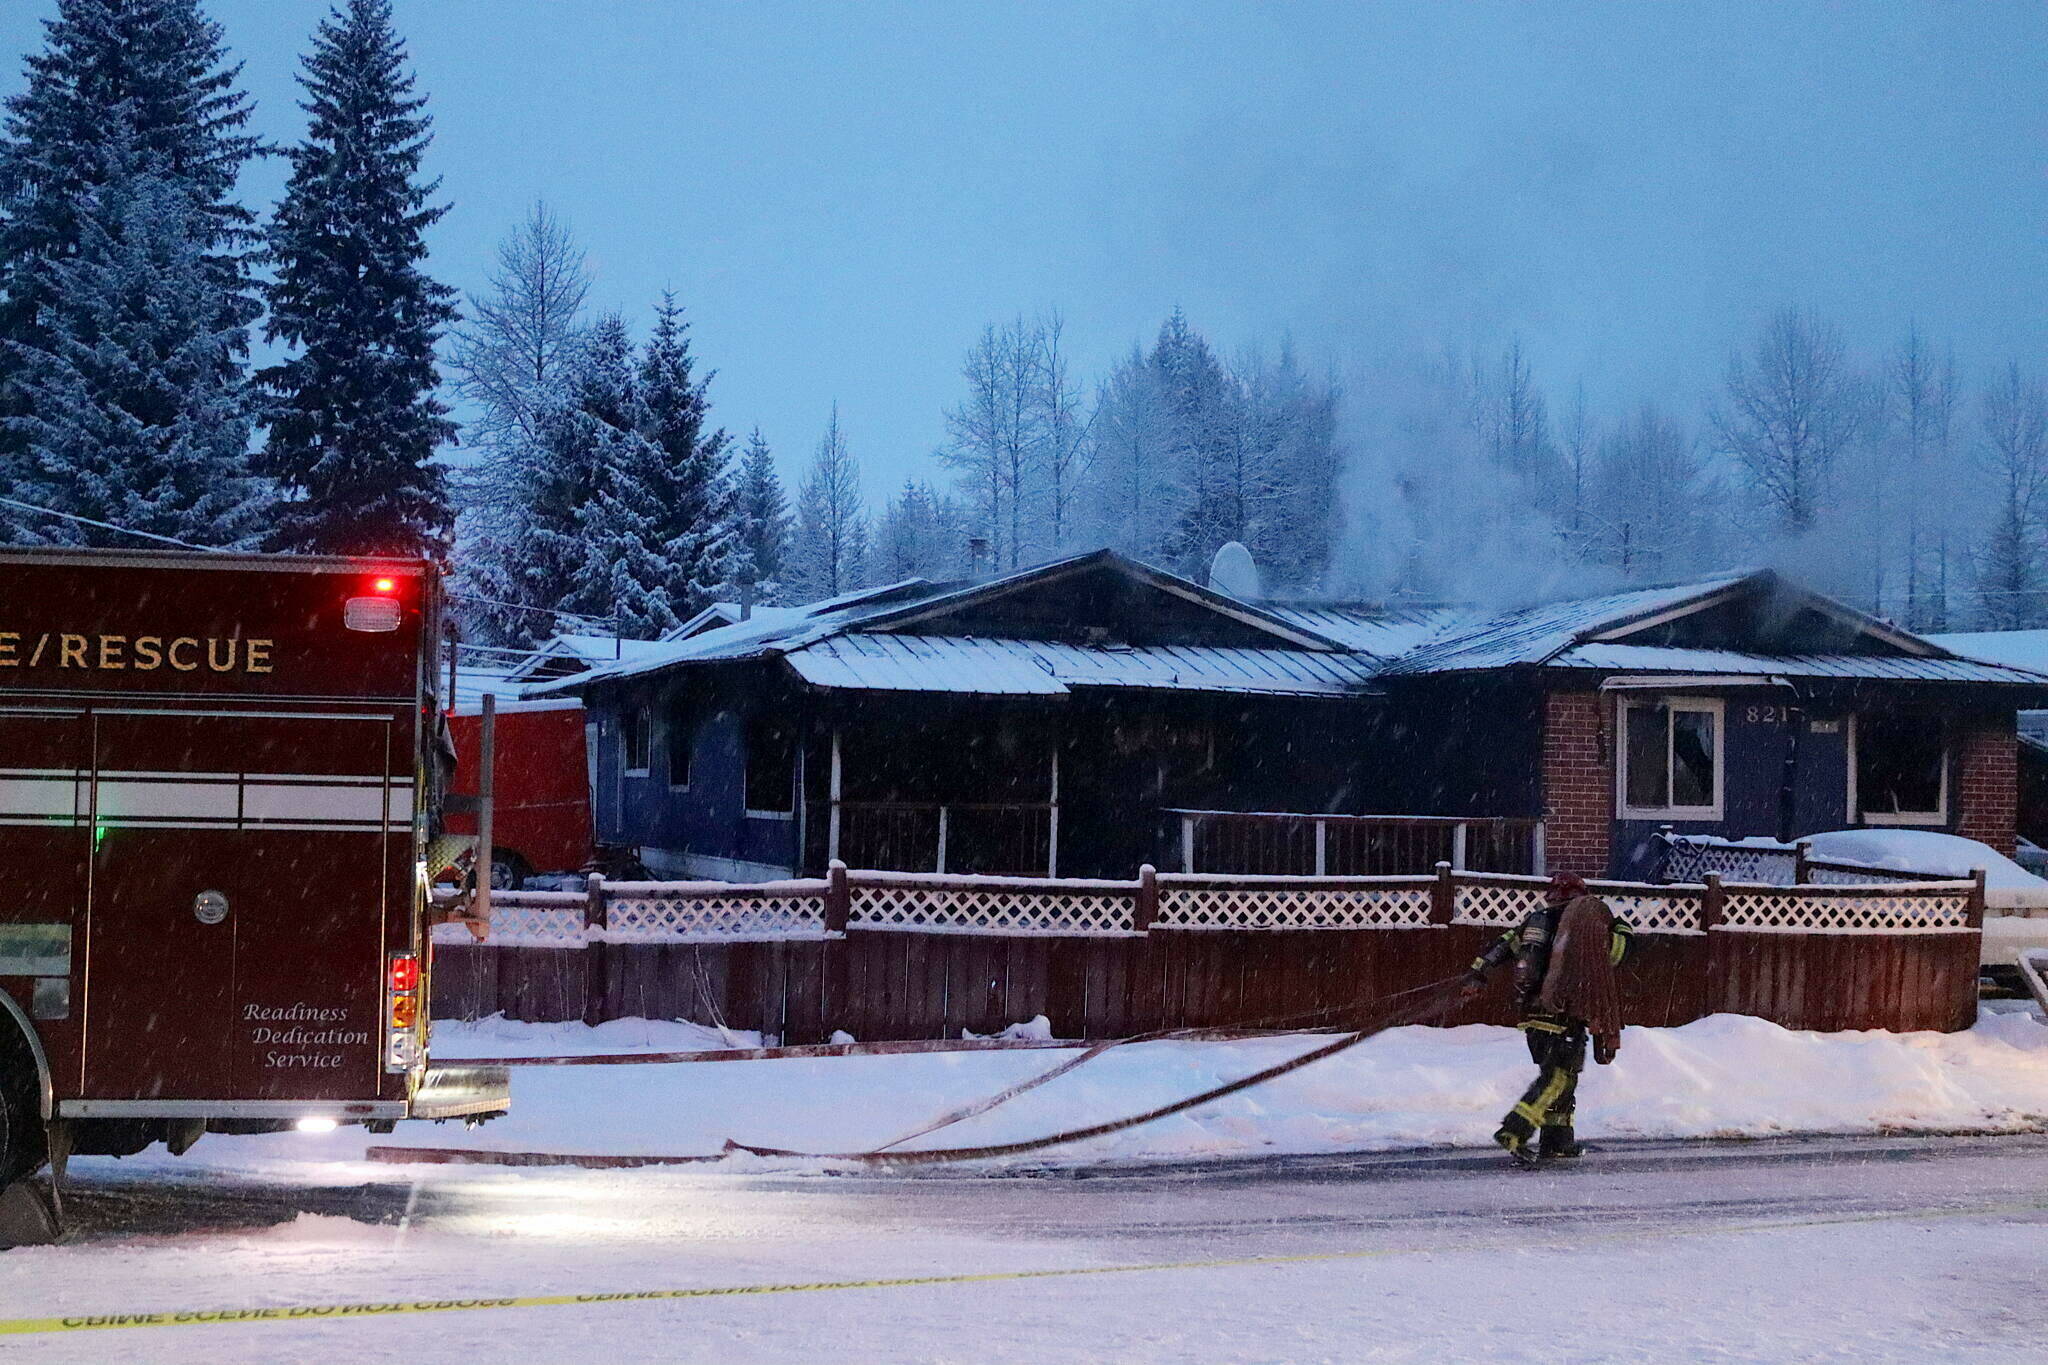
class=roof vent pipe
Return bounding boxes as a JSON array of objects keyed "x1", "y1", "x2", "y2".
[{"x1": 967, "y1": 536, "x2": 991, "y2": 580}]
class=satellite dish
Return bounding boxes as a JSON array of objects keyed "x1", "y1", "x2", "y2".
[{"x1": 1207, "y1": 541, "x2": 1262, "y2": 600}]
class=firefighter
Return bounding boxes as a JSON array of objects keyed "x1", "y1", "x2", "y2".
[{"x1": 1460, "y1": 871, "x2": 1633, "y2": 1168}]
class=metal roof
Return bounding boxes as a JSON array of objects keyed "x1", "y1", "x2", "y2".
[
  {"x1": 531, "y1": 559, "x2": 2048, "y2": 701},
  {"x1": 784, "y1": 634, "x2": 1379, "y2": 697},
  {"x1": 1375, "y1": 575, "x2": 1755, "y2": 676},
  {"x1": 1926, "y1": 629, "x2": 2048, "y2": 676},
  {"x1": 1258, "y1": 603, "x2": 1474, "y2": 658},
  {"x1": 1553, "y1": 643, "x2": 2048, "y2": 685}
]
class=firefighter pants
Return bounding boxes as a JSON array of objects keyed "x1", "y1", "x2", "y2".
[{"x1": 1495, "y1": 1024, "x2": 1587, "y2": 1153}]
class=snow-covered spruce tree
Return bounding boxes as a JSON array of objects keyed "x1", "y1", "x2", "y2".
[
  {"x1": 1083, "y1": 343, "x2": 1170, "y2": 562},
  {"x1": 876, "y1": 479, "x2": 967, "y2": 581},
  {"x1": 509, "y1": 315, "x2": 672, "y2": 642},
  {"x1": 787, "y1": 405, "x2": 868, "y2": 600},
  {"x1": 1151, "y1": 309, "x2": 1239, "y2": 578},
  {"x1": 638, "y1": 292, "x2": 733, "y2": 614},
  {"x1": 5, "y1": 148, "x2": 263, "y2": 547},
  {"x1": 1245, "y1": 343, "x2": 1342, "y2": 592},
  {"x1": 258, "y1": 0, "x2": 456, "y2": 559},
  {"x1": 447, "y1": 202, "x2": 591, "y2": 641},
  {"x1": 0, "y1": 1, "x2": 260, "y2": 465},
  {"x1": 731, "y1": 426, "x2": 792, "y2": 604}
]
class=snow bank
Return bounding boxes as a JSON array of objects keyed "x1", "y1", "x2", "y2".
[{"x1": 131, "y1": 1009, "x2": 2048, "y2": 1177}]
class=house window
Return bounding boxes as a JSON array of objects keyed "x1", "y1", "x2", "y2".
[
  {"x1": 1853, "y1": 714, "x2": 1947, "y2": 824},
  {"x1": 1618, "y1": 697, "x2": 1722, "y2": 819},
  {"x1": 744, "y1": 714, "x2": 795, "y2": 817},
  {"x1": 665, "y1": 701, "x2": 694, "y2": 790},
  {"x1": 622, "y1": 706, "x2": 651, "y2": 776}
]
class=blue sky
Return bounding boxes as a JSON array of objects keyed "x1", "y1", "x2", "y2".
[{"x1": 2, "y1": 0, "x2": 2042, "y2": 501}]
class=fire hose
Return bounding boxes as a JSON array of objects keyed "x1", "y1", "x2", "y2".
[{"x1": 723, "y1": 975, "x2": 1466, "y2": 1166}]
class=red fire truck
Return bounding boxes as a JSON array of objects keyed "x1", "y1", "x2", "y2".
[{"x1": 0, "y1": 548, "x2": 507, "y2": 1211}]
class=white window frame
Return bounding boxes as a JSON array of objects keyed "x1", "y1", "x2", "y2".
[
  {"x1": 1615, "y1": 696, "x2": 1725, "y2": 821},
  {"x1": 664, "y1": 703, "x2": 693, "y2": 793},
  {"x1": 1847, "y1": 713, "x2": 1949, "y2": 826},
  {"x1": 622, "y1": 706, "x2": 651, "y2": 778}
]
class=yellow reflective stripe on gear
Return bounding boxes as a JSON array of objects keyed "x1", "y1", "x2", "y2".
[
  {"x1": 1610, "y1": 922, "x2": 1634, "y2": 965},
  {"x1": 1518, "y1": 1018, "x2": 1568, "y2": 1034}
]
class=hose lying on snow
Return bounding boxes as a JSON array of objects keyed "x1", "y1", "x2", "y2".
[
  {"x1": 723, "y1": 975, "x2": 1466, "y2": 1166},
  {"x1": 867, "y1": 979, "x2": 1457, "y2": 1154}
]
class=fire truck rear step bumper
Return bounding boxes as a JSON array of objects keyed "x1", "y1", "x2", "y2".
[
  {"x1": 410, "y1": 1064, "x2": 512, "y2": 1120},
  {"x1": 56, "y1": 1066, "x2": 510, "y2": 1123},
  {"x1": 60, "y1": 1098, "x2": 409, "y2": 1120}
]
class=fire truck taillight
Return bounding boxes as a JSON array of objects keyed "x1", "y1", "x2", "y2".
[
  {"x1": 388, "y1": 954, "x2": 420, "y2": 993},
  {"x1": 385, "y1": 950, "x2": 422, "y2": 1073},
  {"x1": 347, "y1": 572, "x2": 405, "y2": 632}
]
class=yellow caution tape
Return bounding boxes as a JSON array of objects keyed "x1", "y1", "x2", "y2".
[{"x1": 7, "y1": 1195, "x2": 2047, "y2": 1336}]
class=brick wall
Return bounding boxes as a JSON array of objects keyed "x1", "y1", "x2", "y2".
[
  {"x1": 1954, "y1": 714, "x2": 2017, "y2": 856},
  {"x1": 1541, "y1": 689, "x2": 1612, "y2": 877}
]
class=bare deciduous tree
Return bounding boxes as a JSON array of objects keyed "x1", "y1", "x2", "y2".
[
  {"x1": 1973, "y1": 363, "x2": 2048, "y2": 629},
  {"x1": 1888, "y1": 326, "x2": 1959, "y2": 629},
  {"x1": 1711, "y1": 307, "x2": 1861, "y2": 534}
]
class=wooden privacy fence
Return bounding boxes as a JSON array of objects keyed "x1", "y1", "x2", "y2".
[{"x1": 429, "y1": 863, "x2": 1987, "y2": 1042}]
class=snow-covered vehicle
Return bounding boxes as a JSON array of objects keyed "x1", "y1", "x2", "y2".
[
  {"x1": 0, "y1": 548, "x2": 507, "y2": 1210},
  {"x1": 1666, "y1": 827, "x2": 2048, "y2": 972}
]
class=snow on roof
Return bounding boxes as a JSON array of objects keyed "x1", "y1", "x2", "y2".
[
  {"x1": 1258, "y1": 603, "x2": 1475, "y2": 658},
  {"x1": 527, "y1": 561, "x2": 2048, "y2": 701},
  {"x1": 783, "y1": 634, "x2": 1380, "y2": 697},
  {"x1": 1926, "y1": 629, "x2": 2048, "y2": 675},
  {"x1": 1552, "y1": 643, "x2": 2048, "y2": 685},
  {"x1": 1376, "y1": 574, "x2": 1755, "y2": 676}
]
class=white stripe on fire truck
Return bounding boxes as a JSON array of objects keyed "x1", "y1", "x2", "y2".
[{"x1": 0, "y1": 769, "x2": 412, "y2": 831}]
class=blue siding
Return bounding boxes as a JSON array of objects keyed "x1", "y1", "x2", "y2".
[{"x1": 588, "y1": 668, "x2": 803, "y2": 876}]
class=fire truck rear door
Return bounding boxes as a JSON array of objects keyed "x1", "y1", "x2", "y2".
[{"x1": 82, "y1": 711, "x2": 401, "y2": 1103}]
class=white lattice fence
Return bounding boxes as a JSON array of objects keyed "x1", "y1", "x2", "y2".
[
  {"x1": 601, "y1": 891, "x2": 830, "y2": 943},
  {"x1": 1662, "y1": 839, "x2": 1797, "y2": 885},
  {"x1": 1600, "y1": 892, "x2": 1704, "y2": 934},
  {"x1": 1718, "y1": 883, "x2": 1974, "y2": 933},
  {"x1": 1804, "y1": 864, "x2": 1933, "y2": 886},
  {"x1": 481, "y1": 891, "x2": 588, "y2": 948},
  {"x1": 1454, "y1": 878, "x2": 1705, "y2": 932},
  {"x1": 1452, "y1": 880, "x2": 1550, "y2": 927},
  {"x1": 1156, "y1": 881, "x2": 1433, "y2": 929},
  {"x1": 849, "y1": 881, "x2": 1136, "y2": 935}
]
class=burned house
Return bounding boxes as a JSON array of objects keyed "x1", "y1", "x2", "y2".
[{"x1": 534, "y1": 551, "x2": 2048, "y2": 882}]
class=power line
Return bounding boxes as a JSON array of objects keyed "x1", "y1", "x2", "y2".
[
  {"x1": 444, "y1": 589, "x2": 615, "y2": 626},
  {"x1": 0, "y1": 496, "x2": 223, "y2": 552}
]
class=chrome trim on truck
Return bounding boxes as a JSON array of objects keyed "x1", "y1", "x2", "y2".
[{"x1": 58, "y1": 1098, "x2": 408, "y2": 1121}]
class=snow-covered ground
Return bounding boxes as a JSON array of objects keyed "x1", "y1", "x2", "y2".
[
  {"x1": 9, "y1": 1010, "x2": 2048, "y2": 1361},
  {"x1": 118, "y1": 1007, "x2": 2048, "y2": 1176},
  {"x1": 12, "y1": 1134, "x2": 2048, "y2": 1362}
]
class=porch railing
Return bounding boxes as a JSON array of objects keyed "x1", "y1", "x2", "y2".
[
  {"x1": 1657, "y1": 832, "x2": 1947, "y2": 887},
  {"x1": 1167, "y1": 810, "x2": 1546, "y2": 877},
  {"x1": 832, "y1": 800, "x2": 1056, "y2": 877}
]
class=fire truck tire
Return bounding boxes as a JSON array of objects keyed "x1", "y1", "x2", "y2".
[
  {"x1": 489, "y1": 848, "x2": 531, "y2": 891},
  {"x1": 0, "y1": 1031, "x2": 46, "y2": 1187}
]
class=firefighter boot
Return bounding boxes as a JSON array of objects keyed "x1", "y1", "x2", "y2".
[
  {"x1": 1538, "y1": 1124, "x2": 1584, "y2": 1160},
  {"x1": 1494, "y1": 1128, "x2": 1542, "y2": 1170}
]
